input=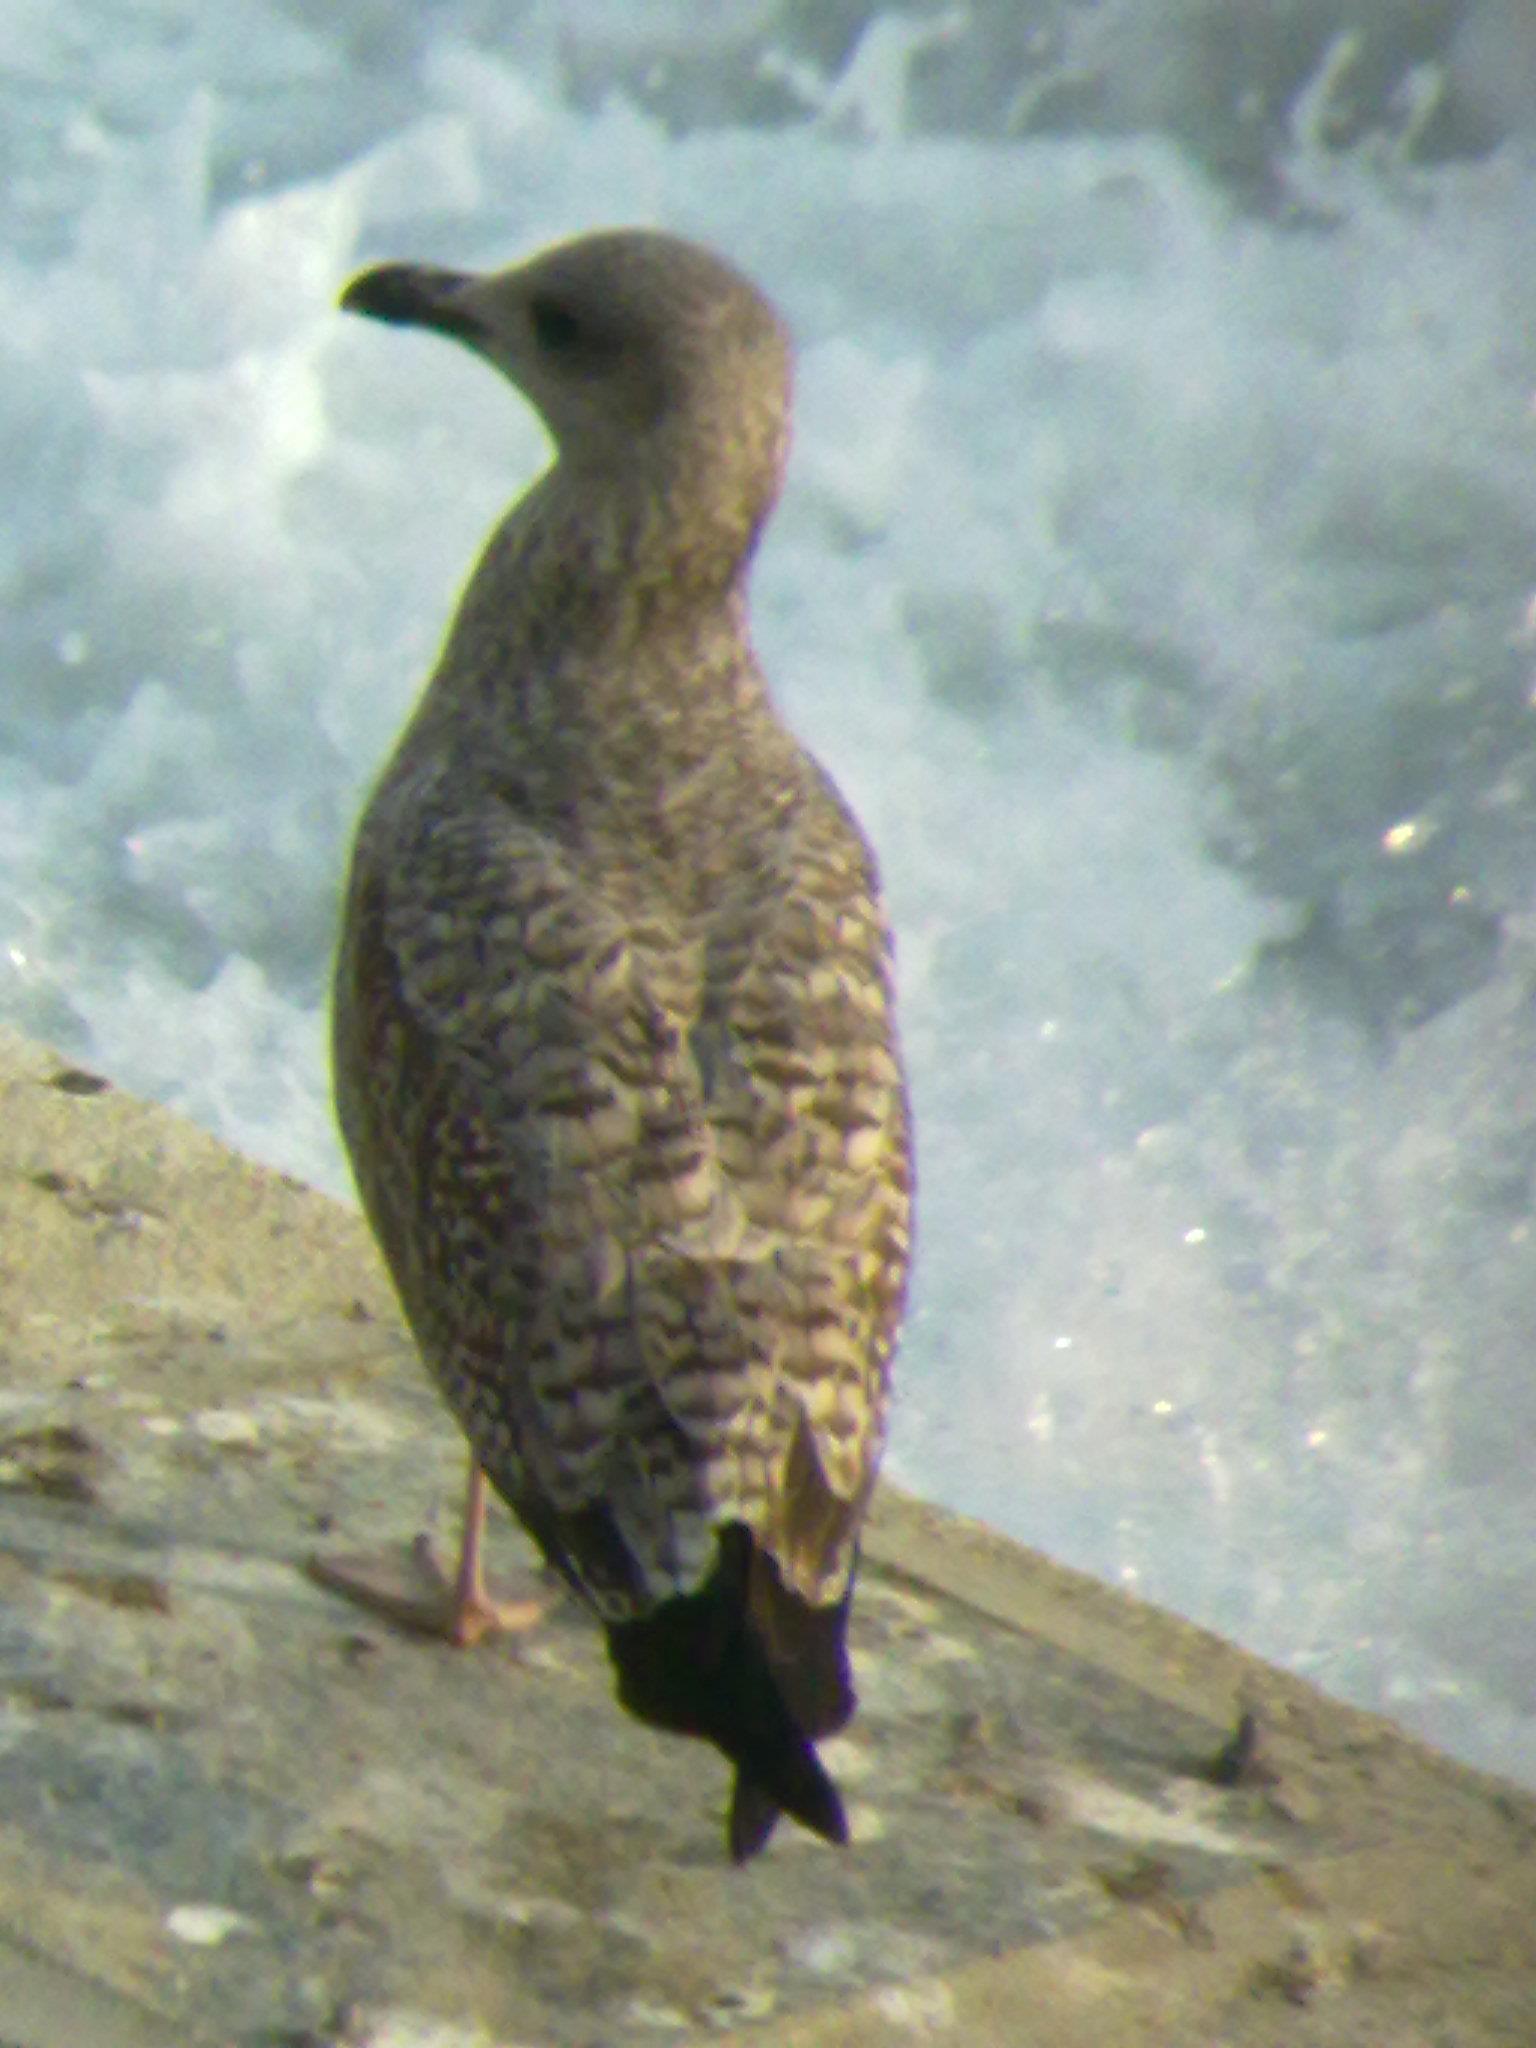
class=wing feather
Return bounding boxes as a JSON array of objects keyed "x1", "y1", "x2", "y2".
[{"x1": 334, "y1": 769, "x2": 910, "y2": 1616}]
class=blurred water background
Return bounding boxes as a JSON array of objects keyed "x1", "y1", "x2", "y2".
[{"x1": 4, "y1": 0, "x2": 1535, "y2": 1782}]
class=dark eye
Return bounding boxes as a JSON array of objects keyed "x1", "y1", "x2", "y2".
[{"x1": 529, "y1": 294, "x2": 582, "y2": 353}]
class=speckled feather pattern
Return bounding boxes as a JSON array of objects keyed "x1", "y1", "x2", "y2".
[{"x1": 333, "y1": 230, "x2": 911, "y2": 1626}]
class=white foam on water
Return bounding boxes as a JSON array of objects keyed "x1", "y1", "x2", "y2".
[{"x1": 5, "y1": 1, "x2": 1536, "y2": 1785}]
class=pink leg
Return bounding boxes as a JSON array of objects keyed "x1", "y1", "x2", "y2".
[{"x1": 308, "y1": 1458, "x2": 545, "y2": 1646}]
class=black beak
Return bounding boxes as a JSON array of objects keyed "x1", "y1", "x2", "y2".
[{"x1": 339, "y1": 262, "x2": 487, "y2": 345}]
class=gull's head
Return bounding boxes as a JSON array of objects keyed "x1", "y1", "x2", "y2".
[{"x1": 341, "y1": 228, "x2": 793, "y2": 530}]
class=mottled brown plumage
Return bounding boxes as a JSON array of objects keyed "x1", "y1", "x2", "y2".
[{"x1": 329, "y1": 228, "x2": 912, "y2": 1857}]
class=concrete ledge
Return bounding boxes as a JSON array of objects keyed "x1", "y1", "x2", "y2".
[{"x1": 0, "y1": 1026, "x2": 1531, "y2": 2046}]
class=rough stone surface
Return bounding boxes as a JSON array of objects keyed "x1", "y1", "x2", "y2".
[{"x1": 0, "y1": 1025, "x2": 1532, "y2": 2045}]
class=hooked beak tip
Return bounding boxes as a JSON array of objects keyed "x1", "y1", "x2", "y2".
[{"x1": 339, "y1": 262, "x2": 484, "y2": 344}]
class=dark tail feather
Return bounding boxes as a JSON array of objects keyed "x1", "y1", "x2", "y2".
[
  {"x1": 728, "y1": 1753, "x2": 847, "y2": 1863},
  {"x1": 606, "y1": 1524, "x2": 855, "y2": 1861},
  {"x1": 728, "y1": 1774, "x2": 782, "y2": 1864}
]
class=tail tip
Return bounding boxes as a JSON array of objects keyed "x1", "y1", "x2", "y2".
[{"x1": 728, "y1": 1759, "x2": 849, "y2": 1864}]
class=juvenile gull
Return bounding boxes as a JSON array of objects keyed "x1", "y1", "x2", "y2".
[{"x1": 317, "y1": 227, "x2": 913, "y2": 1860}]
